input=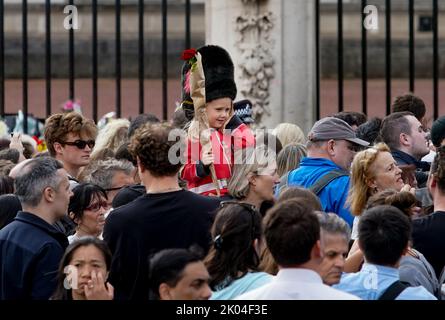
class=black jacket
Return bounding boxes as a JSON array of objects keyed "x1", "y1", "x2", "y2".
[
  {"x1": 104, "y1": 190, "x2": 220, "y2": 300},
  {"x1": 0, "y1": 211, "x2": 68, "y2": 300}
]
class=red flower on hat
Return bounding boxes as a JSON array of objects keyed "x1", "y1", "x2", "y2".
[
  {"x1": 32, "y1": 135, "x2": 43, "y2": 145},
  {"x1": 181, "y1": 48, "x2": 197, "y2": 61}
]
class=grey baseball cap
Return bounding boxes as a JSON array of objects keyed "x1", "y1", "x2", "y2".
[{"x1": 308, "y1": 117, "x2": 370, "y2": 147}]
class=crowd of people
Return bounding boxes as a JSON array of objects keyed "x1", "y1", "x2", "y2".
[{"x1": 1, "y1": 44, "x2": 445, "y2": 301}]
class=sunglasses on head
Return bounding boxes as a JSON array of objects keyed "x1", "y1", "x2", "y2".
[
  {"x1": 219, "y1": 201, "x2": 258, "y2": 239},
  {"x1": 220, "y1": 200, "x2": 257, "y2": 212},
  {"x1": 61, "y1": 139, "x2": 95, "y2": 149}
]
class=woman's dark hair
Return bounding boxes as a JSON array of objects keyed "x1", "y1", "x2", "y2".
[
  {"x1": 0, "y1": 194, "x2": 22, "y2": 230},
  {"x1": 431, "y1": 146, "x2": 445, "y2": 193},
  {"x1": 366, "y1": 189, "x2": 417, "y2": 219},
  {"x1": 333, "y1": 111, "x2": 367, "y2": 128},
  {"x1": 356, "y1": 117, "x2": 383, "y2": 145},
  {"x1": 128, "y1": 113, "x2": 160, "y2": 138},
  {"x1": 51, "y1": 237, "x2": 112, "y2": 300},
  {"x1": 204, "y1": 202, "x2": 262, "y2": 290},
  {"x1": 115, "y1": 142, "x2": 136, "y2": 166},
  {"x1": 22, "y1": 141, "x2": 35, "y2": 159},
  {"x1": 68, "y1": 183, "x2": 107, "y2": 223},
  {"x1": 0, "y1": 148, "x2": 20, "y2": 163},
  {"x1": 398, "y1": 164, "x2": 417, "y2": 187},
  {"x1": 148, "y1": 247, "x2": 203, "y2": 300},
  {"x1": 0, "y1": 159, "x2": 15, "y2": 176},
  {"x1": 0, "y1": 175, "x2": 14, "y2": 195}
]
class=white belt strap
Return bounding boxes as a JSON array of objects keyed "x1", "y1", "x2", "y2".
[{"x1": 189, "y1": 179, "x2": 228, "y2": 194}]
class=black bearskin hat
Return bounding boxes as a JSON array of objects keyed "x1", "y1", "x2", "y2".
[{"x1": 181, "y1": 45, "x2": 237, "y2": 120}]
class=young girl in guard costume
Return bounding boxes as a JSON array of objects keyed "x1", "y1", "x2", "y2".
[{"x1": 180, "y1": 45, "x2": 254, "y2": 196}]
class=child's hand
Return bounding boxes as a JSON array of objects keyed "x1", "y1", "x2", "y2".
[
  {"x1": 401, "y1": 184, "x2": 416, "y2": 195},
  {"x1": 201, "y1": 150, "x2": 214, "y2": 166},
  {"x1": 9, "y1": 132, "x2": 24, "y2": 153}
]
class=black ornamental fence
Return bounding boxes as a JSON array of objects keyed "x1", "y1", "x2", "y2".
[
  {"x1": 315, "y1": 0, "x2": 440, "y2": 121},
  {"x1": 0, "y1": 0, "x2": 192, "y2": 133},
  {"x1": 0, "y1": 1, "x2": 442, "y2": 133}
]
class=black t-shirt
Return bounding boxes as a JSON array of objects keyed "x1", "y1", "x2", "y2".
[
  {"x1": 103, "y1": 189, "x2": 220, "y2": 300},
  {"x1": 412, "y1": 211, "x2": 445, "y2": 278}
]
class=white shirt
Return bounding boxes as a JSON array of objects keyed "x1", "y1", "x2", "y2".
[
  {"x1": 236, "y1": 268, "x2": 360, "y2": 300},
  {"x1": 351, "y1": 216, "x2": 360, "y2": 240},
  {"x1": 422, "y1": 150, "x2": 435, "y2": 163}
]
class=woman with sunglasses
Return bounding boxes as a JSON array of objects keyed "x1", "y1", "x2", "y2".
[
  {"x1": 68, "y1": 183, "x2": 109, "y2": 244},
  {"x1": 204, "y1": 202, "x2": 272, "y2": 300},
  {"x1": 228, "y1": 144, "x2": 280, "y2": 212}
]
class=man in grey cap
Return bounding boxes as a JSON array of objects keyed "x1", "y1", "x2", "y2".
[{"x1": 280, "y1": 117, "x2": 369, "y2": 227}]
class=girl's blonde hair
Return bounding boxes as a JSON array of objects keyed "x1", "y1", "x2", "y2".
[
  {"x1": 273, "y1": 123, "x2": 305, "y2": 147},
  {"x1": 276, "y1": 143, "x2": 307, "y2": 177},
  {"x1": 91, "y1": 118, "x2": 130, "y2": 161},
  {"x1": 347, "y1": 143, "x2": 391, "y2": 216}
]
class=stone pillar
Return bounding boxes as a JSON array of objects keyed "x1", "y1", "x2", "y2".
[{"x1": 205, "y1": 0, "x2": 316, "y2": 133}]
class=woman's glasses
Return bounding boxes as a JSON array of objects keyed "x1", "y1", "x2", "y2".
[
  {"x1": 85, "y1": 201, "x2": 109, "y2": 212},
  {"x1": 61, "y1": 139, "x2": 95, "y2": 149}
]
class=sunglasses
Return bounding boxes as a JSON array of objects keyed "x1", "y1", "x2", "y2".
[
  {"x1": 61, "y1": 139, "x2": 95, "y2": 149},
  {"x1": 85, "y1": 201, "x2": 109, "y2": 212}
]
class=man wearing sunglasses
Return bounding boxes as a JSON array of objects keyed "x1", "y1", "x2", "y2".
[{"x1": 44, "y1": 112, "x2": 98, "y2": 186}]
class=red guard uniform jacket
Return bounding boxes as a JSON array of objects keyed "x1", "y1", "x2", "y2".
[{"x1": 181, "y1": 115, "x2": 255, "y2": 196}]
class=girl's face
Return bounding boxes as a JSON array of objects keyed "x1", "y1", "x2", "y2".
[
  {"x1": 206, "y1": 98, "x2": 232, "y2": 130},
  {"x1": 69, "y1": 245, "x2": 108, "y2": 300}
]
